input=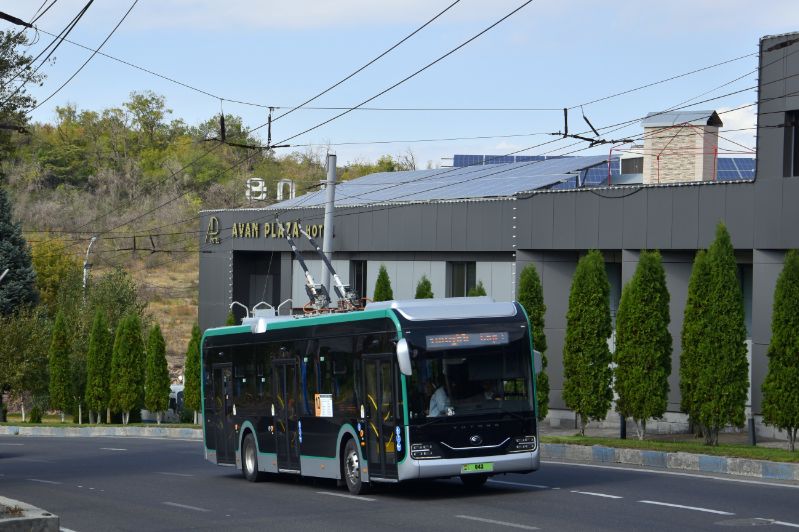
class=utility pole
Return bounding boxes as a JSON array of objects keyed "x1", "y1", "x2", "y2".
[
  {"x1": 83, "y1": 236, "x2": 97, "y2": 298},
  {"x1": 320, "y1": 153, "x2": 337, "y2": 299}
]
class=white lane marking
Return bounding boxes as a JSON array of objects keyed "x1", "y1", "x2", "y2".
[
  {"x1": 157, "y1": 472, "x2": 194, "y2": 477},
  {"x1": 543, "y1": 460, "x2": 799, "y2": 490},
  {"x1": 315, "y1": 491, "x2": 376, "y2": 502},
  {"x1": 162, "y1": 502, "x2": 209, "y2": 512},
  {"x1": 99, "y1": 447, "x2": 127, "y2": 451},
  {"x1": 0, "y1": 442, "x2": 24, "y2": 446},
  {"x1": 28, "y1": 478, "x2": 62, "y2": 485},
  {"x1": 488, "y1": 480, "x2": 551, "y2": 489},
  {"x1": 456, "y1": 515, "x2": 539, "y2": 530},
  {"x1": 639, "y1": 500, "x2": 734, "y2": 515},
  {"x1": 61, "y1": 527, "x2": 80, "y2": 532},
  {"x1": 571, "y1": 490, "x2": 623, "y2": 499},
  {"x1": 756, "y1": 519, "x2": 799, "y2": 528}
]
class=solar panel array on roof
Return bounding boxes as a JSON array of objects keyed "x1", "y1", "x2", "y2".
[
  {"x1": 270, "y1": 155, "x2": 609, "y2": 209},
  {"x1": 717, "y1": 157, "x2": 756, "y2": 181},
  {"x1": 452, "y1": 154, "x2": 572, "y2": 167}
]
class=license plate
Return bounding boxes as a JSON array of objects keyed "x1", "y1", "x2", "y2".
[{"x1": 461, "y1": 462, "x2": 494, "y2": 474}]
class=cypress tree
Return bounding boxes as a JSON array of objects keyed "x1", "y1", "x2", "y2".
[
  {"x1": 110, "y1": 314, "x2": 146, "y2": 425},
  {"x1": 680, "y1": 249, "x2": 710, "y2": 433},
  {"x1": 518, "y1": 264, "x2": 549, "y2": 420},
  {"x1": 695, "y1": 223, "x2": 748, "y2": 445},
  {"x1": 0, "y1": 186, "x2": 38, "y2": 315},
  {"x1": 614, "y1": 251, "x2": 672, "y2": 439},
  {"x1": 467, "y1": 280, "x2": 487, "y2": 297},
  {"x1": 225, "y1": 311, "x2": 236, "y2": 326},
  {"x1": 145, "y1": 324, "x2": 171, "y2": 424},
  {"x1": 373, "y1": 265, "x2": 394, "y2": 302},
  {"x1": 414, "y1": 275, "x2": 434, "y2": 299},
  {"x1": 762, "y1": 250, "x2": 799, "y2": 451},
  {"x1": 562, "y1": 250, "x2": 613, "y2": 435},
  {"x1": 48, "y1": 310, "x2": 72, "y2": 422},
  {"x1": 183, "y1": 323, "x2": 202, "y2": 424},
  {"x1": 85, "y1": 310, "x2": 111, "y2": 424}
]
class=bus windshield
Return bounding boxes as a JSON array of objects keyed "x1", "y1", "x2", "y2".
[{"x1": 405, "y1": 327, "x2": 533, "y2": 424}]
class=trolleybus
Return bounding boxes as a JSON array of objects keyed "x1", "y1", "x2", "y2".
[{"x1": 201, "y1": 297, "x2": 540, "y2": 494}]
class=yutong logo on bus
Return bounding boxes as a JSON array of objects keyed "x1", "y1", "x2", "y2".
[{"x1": 469, "y1": 435, "x2": 483, "y2": 445}]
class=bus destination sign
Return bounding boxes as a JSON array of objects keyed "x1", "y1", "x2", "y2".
[{"x1": 425, "y1": 332, "x2": 509, "y2": 350}]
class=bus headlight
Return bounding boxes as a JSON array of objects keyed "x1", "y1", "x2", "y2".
[{"x1": 511, "y1": 435, "x2": 537, "y2": 452}]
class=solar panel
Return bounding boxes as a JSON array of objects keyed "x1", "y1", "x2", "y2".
[{"x1": 483, "y1": 155, "x2": 514, "y2": 164}]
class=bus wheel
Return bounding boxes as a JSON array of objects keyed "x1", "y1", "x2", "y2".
[
  {"x1": 242, "y1": 433, "x2": 264, "y2": 482},
  {"x1": 343, "y1": 439, "x2": 368, "y2": 495},
  {"x1": 460, "y1": 474, "x2": 488, "y2": 488}
]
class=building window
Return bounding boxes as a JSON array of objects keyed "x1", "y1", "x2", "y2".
[
  {"x1": 350, "y1": 260, "x2": 367, "y2": 301},
  {"x1": 621, "y1": 157, "x2": 644, "y2": 175},
  {"x1": 785, "y1": 110, "x2": 799, "y2": 177},
  {"x1": 448, "y1": 262, "x2": 476, "y2": 297}
]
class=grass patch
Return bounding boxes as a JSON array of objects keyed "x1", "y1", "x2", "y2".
[{"x1": 541, "y1": 435, "x2": 799, "y2": 463}]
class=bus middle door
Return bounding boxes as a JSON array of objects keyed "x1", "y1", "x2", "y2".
[
  {"x1": 273, "y1": 358, "x2": 301, "y2": 472},
  {"x1": 363, "y1": 355, "x2": 397, "y2": 480},
  {"x1": 211, "y1": 363, "x2": 235, "y2": 465}
]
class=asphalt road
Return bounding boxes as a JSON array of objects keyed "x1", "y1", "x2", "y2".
[{"x1": 1, "y1": 435, "x2": 798, "y2": 531}]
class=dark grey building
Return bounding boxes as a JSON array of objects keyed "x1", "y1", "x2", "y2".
[{"x1": 199, "y1": 31, "x2": 799, "y2": 437}]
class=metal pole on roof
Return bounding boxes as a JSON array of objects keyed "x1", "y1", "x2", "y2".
[{"x1": 320, "y1": 153, "x2": 337, "y2": 301}]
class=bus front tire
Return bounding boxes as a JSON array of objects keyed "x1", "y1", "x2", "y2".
[
  {"x1": 460, "y1": 474, "x2": 488, "y2": 488},
  {"x1": 343, "y1": 439, "x2": 368, "y2": 495},
  {"x1": 242, "y1": 433, "x2": 264, "y2": 482}
]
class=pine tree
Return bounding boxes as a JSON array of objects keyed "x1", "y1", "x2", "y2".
[
  {"x1": 562, "y1": 250, "x2": 613, "y2": 435},
  {"x1": 85, "y1": 310, "x2": 112, "y2": 424},
  {"x1": 762, "y1": 249, "x2": 799, "y2": 451},
  {"x1": 518, "y1": 264, "x2": 549, "y2": 420},
  {"x1": 695, "y1": 223, "x2": 749, "y2": 445},
  {"x1": 680, "y1": 249, "x2": 710, "y2": 434},
  {"x1": 373, "y1": 265, "x2": 394, "y2": 302},
  {"x1": 0, "y1": 186, "x2": 38, "y2": 316},
  {"x1": 145, "y1": 324, "x2": 171, "y2": 424},
  {"x1": 183, "y1": 323, "x2": 202, "y2": 424},
  {"x1": 467, "y1": 280, "x2": 487, "y2": 297},
  {"x1": 614, "y1": 251, "x2": 672, "y2": 439},
  {"x1": 48, "y1": 310, "x2": 72, "y2": 422},
  {"x1": 110, "y1": 314, "x2": 146, "y2": 425},
  {"x1": 414, "y1": 275, "x2": 434, "y2": 299}
]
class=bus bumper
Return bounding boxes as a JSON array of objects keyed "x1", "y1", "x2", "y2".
[{"x1": 399, "y1": 450, "x2": 539, "y2": 481}]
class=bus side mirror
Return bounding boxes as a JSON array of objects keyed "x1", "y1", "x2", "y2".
[
  {"x1": 396, "y1": 338, "x2": 412, "y2": 376},
  {"x1": 533, "y1": 350, "x2": 542, "y2": 375}
]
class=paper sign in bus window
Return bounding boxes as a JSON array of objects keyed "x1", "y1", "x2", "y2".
[{"x1": 315, "y1": 394, "x2": 333, "y2": 417}]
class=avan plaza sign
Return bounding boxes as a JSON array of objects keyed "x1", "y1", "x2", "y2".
[{"x1": 205, "y1": 216, "x2": 325, "y2": 245}]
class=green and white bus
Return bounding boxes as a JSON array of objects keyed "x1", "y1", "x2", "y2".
[{"x1": 202, "y1": 297, "x2": 540, "y2": 494}]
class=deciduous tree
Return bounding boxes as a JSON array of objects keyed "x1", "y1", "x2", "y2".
[
  {"x1": 614, "y1": 251, "x2": 672, "y2": 439},
  {"x1": 562, "y1": 250, "x2": 613, "y2": 435},
  {"x1": 762, "y1": 250, "x2": 799, "y2": 451}
]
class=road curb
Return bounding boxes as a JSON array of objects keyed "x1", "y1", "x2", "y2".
[
  {"x1": 541, "y1": 443, "x2": 799, "y2": 482},
  {"x1": 0, "y1": 425, "x2": 202, "y2": 440},
  {"x1": 0, "y1": 496, "x2": 59, "y2": 532}
]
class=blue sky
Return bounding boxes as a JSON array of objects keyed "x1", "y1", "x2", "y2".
[{"x1": 5, "y1": 0, "x2": 797, "y2": 167}]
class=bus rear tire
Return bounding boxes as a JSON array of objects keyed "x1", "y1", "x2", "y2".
[
  {"x1": 343, "y1": 439, "x2": 368, "y2": 495},
  {"x1": 242, "y1": 433, "x2": 264, "y2": 482},
  {"x1": 460, "y1": 474, "x2": 488, "y2": 488}
]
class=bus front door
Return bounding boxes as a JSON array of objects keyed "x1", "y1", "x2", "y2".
[
  {"x1": 211, "y1": 363, "x2": 235, "y2": 464},
  {"x1": 273, "y1": 359, "x2": 301, "y2": 472},
  {"x1": 363, "y1": 356, "x2": 397, "y2": 479}
]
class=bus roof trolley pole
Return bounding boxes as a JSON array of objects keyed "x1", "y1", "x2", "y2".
[
  {"x1": 299, "y1": 228, "x2": 360, "y2": 309},
  {"x1": 282, "y1": 220, "x2": 330, "y2": 311}
]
